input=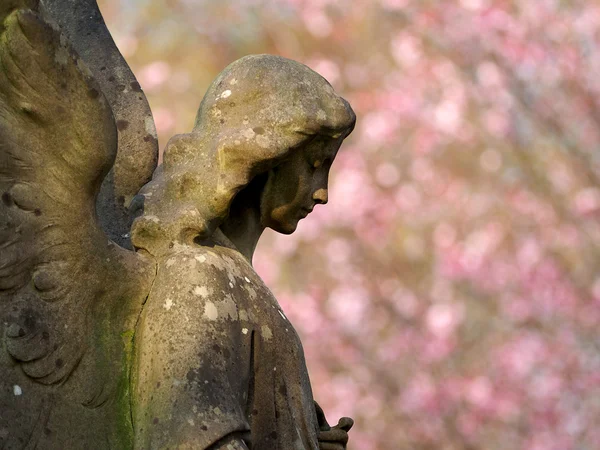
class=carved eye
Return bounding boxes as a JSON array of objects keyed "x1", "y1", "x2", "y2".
[{"x1": 313, "y1": 160, "x2": 322, "y2": 169}]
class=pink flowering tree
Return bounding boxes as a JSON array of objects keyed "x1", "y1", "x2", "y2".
[{"x1": 99, "y1": 1, "x2": 600, "y2": 448}]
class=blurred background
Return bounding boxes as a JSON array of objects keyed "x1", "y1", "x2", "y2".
[{"x1": 97, "y1": 1, "x2": 600, "y2": 449}]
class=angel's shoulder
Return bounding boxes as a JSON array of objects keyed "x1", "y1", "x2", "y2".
[
  {"x1": 157, "y1": 243, "x2": 255, "y2": 288},
  {"x1": 146, "y1": 243, "x2": 268, "y2": 325}
]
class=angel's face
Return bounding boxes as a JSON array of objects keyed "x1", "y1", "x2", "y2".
[{"x1": 259, "y1": 135, "x2": 342, "y2": 234}]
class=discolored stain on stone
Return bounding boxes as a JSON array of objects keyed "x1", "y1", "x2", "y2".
[
  {"x1": 253, "y1": 126, "x2": 265, "y2": 135},
  {"x1": 2, "y1": 191, "x2": 13, "y2": 206},
  {"x1": 87, "y1": 88, "x2": 99, "y2": 99},
  {"x1": 130, "y1": 81, "x2": 142, "y2": 92},
  {"x1": 116, "y1": 120, "x2": 130, "y2": 131}
]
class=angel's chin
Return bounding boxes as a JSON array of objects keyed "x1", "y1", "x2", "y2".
[{"x1": 269, "y1": 220, "x2": 299, "y2": 235}]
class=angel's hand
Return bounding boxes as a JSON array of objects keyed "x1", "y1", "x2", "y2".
[
  {"x1": 315, "y1": 401, "x2": 353, "y2": 450},
  {"x1": 317, "y1": 417, "x2": 354, "y2": 450}
]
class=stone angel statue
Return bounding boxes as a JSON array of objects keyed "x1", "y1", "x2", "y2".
[{"x1": 0, "y1": 1, "x2": 356, "y2": 449}]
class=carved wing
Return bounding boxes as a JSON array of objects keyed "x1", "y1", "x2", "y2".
[
  {"x1": 40, "y1": 0, "x2": 160, "y2": 248},
  {"x1": 0, "y1": 3, "x2": 153, "y2": 392}
]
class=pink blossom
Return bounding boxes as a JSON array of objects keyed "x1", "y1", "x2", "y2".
[
  {"x1": 379, "y1": 0, "x2": 409, "y2": 11},
  {"x1": 483, "y1": 108, "x2": 510, "y2": 136},
  {"x1": 324, "y1": 238, "x2": 352, "y2": 264},
  {"x1": 152, "y1": 107, "x2": 175, "y2": 133},
  {"x1": 400, "y1": 373, "x2": 438, "y2": 413},
  {"x1": 420, "y1": 336, "x2": 456, "y2": 362},
  {"x1": 466, "y1": 376, "x2": 493, "y2": 408},
  {"x1": 326, "y1": 286, "x2": 369, "y2": 331},
  {"x1": 433, "y1": 222, "x2": 457, "y2": 248},
  {"x1": 433, "y1": 99, "x2": 463, "y2": 134},
  {"x1": 479, "y1": 148, "x2": 503, "y2": 172},
  {"x1": 138, "y1": 61, "x2": 171, "y2": 91},
  {"x1": 477, "y1": 61, "x2": 503, "y2": 87},
  {"x1": 502, "y1": 295, "x2": 533, "y2": 323},
  {"x1": 394, "y1": 183, "x2": 422, "y2": 212},
  {"x1": 574, "y1": 187, "x2": 600, "y2": 215},
  {"x1": 425, "y1": 302, "x2": 464, "y2": 337},
  {"x1": 390, "y1": 33, "x2": 422, "y2": 68},
  {"x1": 456, "y1": 412, "x2": 480, "y2": 439},
  {"x1": 307, "y1": 58, "x2": 340, "y2": 86},
  {"x1": 390, "y1": 287, "x2": 419, "y2": 318},
  {"x1": 302, "y1": 8, "x2": 332, "y2": 38},
  {"x1": 375, "y1": 162, "x2": 400, "y2": 187},
  {"x1": 517, "y1": 237, "x2": 542, "y2": 271},
  {"x1": 459, "y1": 0, "x2": 488, "y2": 12},
  {"x1": 496, "y1": 333, "x2": 548, "y2": 379},
  {"x1": 360, "y1": 111, "x2": 398, "y2": 145},
  {"x1": 253, "y1": 250, "x2": 281, "y2": 285}
]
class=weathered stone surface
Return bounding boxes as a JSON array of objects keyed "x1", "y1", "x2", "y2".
[{"x1": 0, "y1": 3, "x2": 355, "y2": 449}]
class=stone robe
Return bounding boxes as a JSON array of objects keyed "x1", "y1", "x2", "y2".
[{"x1": 133, "y1": 239, "x2": 320, "y2": 449}]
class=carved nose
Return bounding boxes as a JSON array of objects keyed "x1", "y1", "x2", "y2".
[{"x1": 313, "y1": 188, "x2": 328, "y2": 205}]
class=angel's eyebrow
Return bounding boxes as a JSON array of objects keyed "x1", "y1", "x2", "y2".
[{"x1": 312, "y1": 137, "x2": 338, "y2": 161}]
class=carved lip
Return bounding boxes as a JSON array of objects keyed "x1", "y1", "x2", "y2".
[{"x1": 299, "y1": 207, "x2": 313, "y2": 218}]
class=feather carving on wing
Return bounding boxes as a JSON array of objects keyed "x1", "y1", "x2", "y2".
[{"x1": 0, "y1": 1, "x2": 154, "y2": 435}]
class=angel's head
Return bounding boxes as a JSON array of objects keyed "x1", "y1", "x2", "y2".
[
  {"x1": 131, "y1": 55, "x2": 355, "y2": 254},
  {"x1": 255, "y1": 132, "x2": 343, "y2": 234}
]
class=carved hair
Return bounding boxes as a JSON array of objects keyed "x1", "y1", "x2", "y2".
[{"x1": 131, "y1": 55, "x2": 355, "y2": 256}]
